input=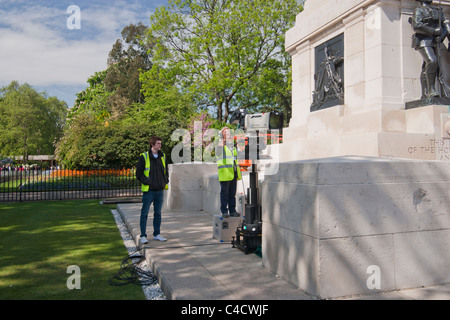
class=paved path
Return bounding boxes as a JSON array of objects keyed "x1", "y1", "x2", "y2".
[{"x1": 116, "y1": 203, "x2": 450, "y2": 300}]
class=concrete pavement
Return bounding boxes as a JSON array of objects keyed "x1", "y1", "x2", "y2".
[{"x1": 116, "y1": 203, "x2": 450, "y2": 300}]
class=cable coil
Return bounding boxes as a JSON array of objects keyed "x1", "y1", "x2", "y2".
[
  {"x1": 109, "y1": 242, "x2": 233, "y2": 286},
  {"x1": 109, "y1": 251, "x2": 158, "y2": 286}
]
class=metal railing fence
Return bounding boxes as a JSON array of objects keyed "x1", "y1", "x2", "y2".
[{"x1": 0, "y1": 168, "x2": 141, "y2": 202}]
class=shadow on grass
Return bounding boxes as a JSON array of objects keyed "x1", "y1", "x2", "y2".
[{"x1": 0, "y1": 200, "x2": 145, "y2": 300}]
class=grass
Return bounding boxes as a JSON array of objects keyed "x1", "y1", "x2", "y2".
[{"x1": 0, "y1": 200, "x2": 146, "y2": 300}]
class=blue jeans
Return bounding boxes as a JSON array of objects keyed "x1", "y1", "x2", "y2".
[
  {"x1": 220, "y1": 178, "x2": 237, "y2": 214},
  {"x1": 140, "y1": 190, "x2": 164, "y2": 237}
]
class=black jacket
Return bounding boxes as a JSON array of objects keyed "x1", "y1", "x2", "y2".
[{"x1": 136, "y1": 150, "x2": 169, "y2": 191}]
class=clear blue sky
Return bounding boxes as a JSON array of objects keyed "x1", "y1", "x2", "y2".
[{"x1": 0, "y1": 0, "x2": 167, "y2": 107}]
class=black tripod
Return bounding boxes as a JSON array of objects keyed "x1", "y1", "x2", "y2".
[{"x1": 232, "y1": 163, "x2": 262, "y2": 254}]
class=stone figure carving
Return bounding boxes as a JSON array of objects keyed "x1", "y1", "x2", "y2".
[
  {"x1": 311, "y1": 46, "x2": 344, "y2": 111},
  {"x1": 410, "y1": 0, "x2": 450, "y2": 99}
]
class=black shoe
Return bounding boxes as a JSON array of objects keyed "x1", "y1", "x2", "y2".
[
  {"x1": 222, "y1": 213, "x2": 230, "y2": 218},
  {"x1": 230, "y1": 212, "x2": 240, "y2": 217}
]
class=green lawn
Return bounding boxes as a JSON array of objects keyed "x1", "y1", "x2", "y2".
[{"x1": 0, "y1": 200, "x2": 146, "y2": 300}]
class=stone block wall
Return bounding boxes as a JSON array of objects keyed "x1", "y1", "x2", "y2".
[{"x1": 261, "y1": 157, "x2": 450, "y2": 298}]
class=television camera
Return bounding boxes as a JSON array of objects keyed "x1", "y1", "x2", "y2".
[
  {"x1": 227, "y1": 108, "x2": 283, "y2": 254},
  {"x1": 229, "y1": 108, "x2": 283, "y2": 162}
]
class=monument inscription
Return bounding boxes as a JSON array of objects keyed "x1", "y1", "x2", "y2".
[{"x1": 407, "y1": 138, "x2": 450, "y2": 160}]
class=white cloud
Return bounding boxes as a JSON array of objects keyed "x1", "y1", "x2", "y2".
[
  {"x1": 0, "y1": 1, "x2": 162, "y2": 105},
  {"x1": 0, "y1": 28, "x2": 110, "y2": 86},
  {"x1": 0, "y1": 1, "x2": 153, "y2": 86}
]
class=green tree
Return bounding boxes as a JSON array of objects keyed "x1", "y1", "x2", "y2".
[
  {"x1": 56, "y1": 22, "x2": 191, "y2": 168},
  {"x1": 55, "y1": 114, "x2": 185, "y2": 169},
  {"x1": 137, "y1": 63, "x2": 196, "y2": 127},
  {"x1": 68, "y1": 23, "x2": 153, "y2": 125},
  {"x1": 0, "y1": 81, "x2": 67, "y2": 163},
  {"x1": 235, "y1": 56, "x2": 293, "y2": 126},
  {"x1": 55, "y1": 116, "x2": 156, "y2": 169},
  {"x1": 105, "y1": 23, "x2": 153, "y2": 120},
  {"x1": 68, "y1": 71, "x2": 112, "y2": 125},
  {"x1": 144, "y1": 0, "x2": 302, "y2": 122}
]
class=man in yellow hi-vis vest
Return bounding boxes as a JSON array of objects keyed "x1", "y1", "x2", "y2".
[
  {"x1": 136, "y1": 136, "x2": 169, "y2": 244},
  {"x1": 217, "y1": 127, "x2": 242, "y2": 218}
]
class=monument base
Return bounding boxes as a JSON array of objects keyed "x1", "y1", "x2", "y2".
[
  {"x1": 275, "y1": 105, "x2": 450, "y2": 162},
  {"x1": 261, "y1": 157, "x2": 450, "y2": 299}
]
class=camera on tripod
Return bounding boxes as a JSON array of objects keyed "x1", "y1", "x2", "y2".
[
  {"x1": 229, "y1": 108, "x2": 283, "y2": 161},
  {"x1": 228, "y1": 108, "x2": 283, "y2": 254}
]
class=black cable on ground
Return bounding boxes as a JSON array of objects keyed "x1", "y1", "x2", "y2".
[
  {"x1": 109, "y1": 250, "x2": 158, "y2": 286},
  {"x1": 109, "y1": 241, "x2": 240, "y2": 286}
]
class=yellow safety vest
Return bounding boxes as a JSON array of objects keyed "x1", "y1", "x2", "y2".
[
  {"x1": 141, "y1": 151, "x2": 168, "y2": 192},
  {"x1": 217, "y1": 146, "x2": 242, "y2": 182}
]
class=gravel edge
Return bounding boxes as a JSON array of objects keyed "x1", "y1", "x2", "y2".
[{"x1": 110, "y1": 209, "x2": 167, "y2": 300}]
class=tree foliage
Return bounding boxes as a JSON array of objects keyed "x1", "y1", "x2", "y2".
[
  {"x1": 68, "y1": 71, "x2": 112, "y2": 124},
  {"x1": 55, "y1": 115, "x2": 157, "y2": 169},
  {"x1": 68, "y1": 23, "x2": 153, "y2": 125},
  {"x1": 55, "y1": 23, "x2": 182, "y2": 169},
  {"x1": 0, "y1": 81, "x2": 67, "y2": 163},
  {"x1": 105, "y1": 22, "x2": 153, "y2": 117},
  {"x1": 55, "y1": 1, "x2": 303, "y2": 168},
  {"x1": 144, "y1": 0, "x2": 302, "y2": 122}
]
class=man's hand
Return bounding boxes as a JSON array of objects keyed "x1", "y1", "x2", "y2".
[{"x1": 433, "y1": 27, "x2": 442, "y2": 36}]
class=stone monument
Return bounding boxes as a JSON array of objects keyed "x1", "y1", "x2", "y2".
[
  {"x1": 261, "y1": 0, "x2": 450, "y2": 299},
  {"x1": 277, "y1": 0, "x2": 450, "y2": 162},
  {"x1": 408, "y1": 0, "x2": 450, "y2": 102}
]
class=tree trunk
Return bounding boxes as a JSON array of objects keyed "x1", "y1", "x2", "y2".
[
  {"x1": 224, "y1": 99, "x2": 230, "y2": 123},
  {"x1": 216, "y1": 101, "x2": 223, "y2": 123}
]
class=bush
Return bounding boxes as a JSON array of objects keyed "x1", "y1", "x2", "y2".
[{"x1": 56, "y1": 118, "x2": 157, "y2": 169}]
